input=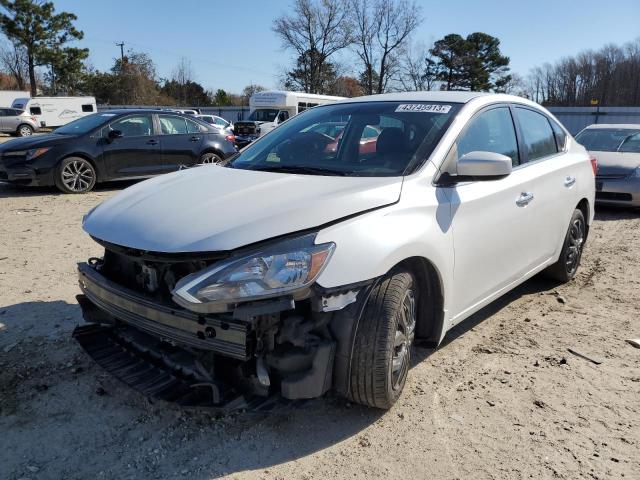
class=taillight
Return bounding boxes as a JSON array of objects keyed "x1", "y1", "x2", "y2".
[
  {"x1": 225, "y1": 134, "x2": 235, "y2": 143},
  {"x1": 30, "y1": 116, "x2": 37, "y2": 122},
  {"x1": 590, "y1": 155, "x2": 597, "y2": 176}
]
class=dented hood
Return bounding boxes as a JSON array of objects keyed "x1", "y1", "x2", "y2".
[{"x1": 83, "y1": 165, "x2": 402, "y2": 252}]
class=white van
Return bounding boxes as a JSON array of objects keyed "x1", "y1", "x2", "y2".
[
  {"x1": 233, "y1": 90, "x2": 345, "y2": 146},
  {"x1": 0, "y1": 90, "x2": 30, "y2": 108},
  {"x1": 11, "y1": 96, "x2": 97, "y2": 128}
]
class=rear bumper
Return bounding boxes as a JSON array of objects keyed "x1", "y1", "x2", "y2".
[{"x1": 595, "y1": 176, "x2": 640, "y2": 207}]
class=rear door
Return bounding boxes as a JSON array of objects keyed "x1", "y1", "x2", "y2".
[
  {"x1": 511, "y1": 107, "x2": 579, "y2": 261},
  {"x1": 101, "y1": 114, "x2": 164, "y2": 178},
  {"x1": 158, "y1": 114, "x2": 204, "y2": 170},
  {"x1": 447, "y1": 105, "x2": 543, "y2": 321}
]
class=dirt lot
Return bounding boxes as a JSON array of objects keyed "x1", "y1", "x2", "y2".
[{"x1": 0, "y1": 180, "x2": 639, "y2": 480}]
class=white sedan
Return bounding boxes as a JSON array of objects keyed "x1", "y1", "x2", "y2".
[{"x1": 76, "y1": 92, "x2": 595, "y2": 410}]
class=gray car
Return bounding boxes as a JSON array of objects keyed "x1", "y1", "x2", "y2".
[
  {"x1": 0, "y1": 108, "x2": 39, "y2": 136},
  {"x1": 575, "y1": 124, "x2": 640, "y2": 207}
]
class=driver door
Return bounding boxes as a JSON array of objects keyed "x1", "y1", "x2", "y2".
[
  {"x1": 101, "y1": 114, "x2": 164, "y2": 178},
  {"x1": 447, "y1": 106, "x2": 542, "y2": 323}
]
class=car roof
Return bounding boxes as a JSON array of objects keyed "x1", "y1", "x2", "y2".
[
  {"x1": 334, "y1": 91, "x2": 490, "y2": 104},
  {"x1": 583, "y1": 123, "x2": 640, "y2": 130}
]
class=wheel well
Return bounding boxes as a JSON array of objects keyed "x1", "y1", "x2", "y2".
[
  {"x1": 199, "y1": 148, "x2": 224, "y2": 160},
  {"x1": 395, "y1": 257, "x2": 445, "y2": 345},
  {"x1": 60, "y1": 154, "x2": 101, "y2": 180},
  {"x1": 576, "y1": 198, "x2": 590, "y2": 237}
]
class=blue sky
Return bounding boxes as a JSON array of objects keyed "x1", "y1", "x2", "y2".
[{"x1": 51, "y1": 0, "x2": 640, "y2": 93}]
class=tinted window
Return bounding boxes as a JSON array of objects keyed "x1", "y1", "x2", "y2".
[
  {"x1": 30, "y1": 107, "x2": 42, "y2": 115},
  {"x1": 159, "y1": 115, "x2": 188, "y2": 134},
  {"x1": 575, "y1": 128, "x2": 640, "y2": 152},
  {"x1": 110, "y1": 115, "x2": 153, "y2": 137},
  {"x1": 186, "y1": 118, "x2": 204, "y2": 134},
  {"x1": 456, "y1": 107, "x2": 519, "y2": 166},
  {"x1": 230, "y1": 101, "x2": 461, "y2": 177},
  {"x1": 515, "y1": 108, "x2": 557, "y2": 161},
  {"x1": 81, "y1": 104, "x2": 94, "y2": 112},
  {"x1": 619, "y1": 133, "x2": 640, "y2": 153}
]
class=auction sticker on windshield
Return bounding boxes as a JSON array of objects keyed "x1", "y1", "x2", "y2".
[{"x1": 395, "y1": 104, "x2": 452, "y2": 114}]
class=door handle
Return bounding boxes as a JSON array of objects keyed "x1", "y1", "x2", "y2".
[
  {"x1": 146, "y1": 139, "x2": 159, "y2": 146},
  {"x1": 190, "y1": 136, "x2": 201, "y2": 142},
  {"x1": 564, "y1": 176, "x2": 576, "y2": 187},
  {"x1": 516, "y1": 192, "x2": 534, "y2": 207}
]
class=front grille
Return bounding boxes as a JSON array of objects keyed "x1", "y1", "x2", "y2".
[{"x1": 596, "y1": 191, "x2": 633, "y2": 201}]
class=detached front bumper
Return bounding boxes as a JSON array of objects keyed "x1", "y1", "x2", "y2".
[{"x1": 595, "y1": 176, "x2": 640, "y2": 207}]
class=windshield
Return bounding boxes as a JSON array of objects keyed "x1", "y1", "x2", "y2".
[
  {"x1": 229, "y1": 101, "x2": 461, "y2": 177},
  {"x1": 54, "y1": 113, "x2": 114, "y2": 135},
  {"x1": 575, "y1": 128, "x2": 640, "y2": 152},
  {"x1": 248, "y1": 109, "x2": 279, "y2": 122}
]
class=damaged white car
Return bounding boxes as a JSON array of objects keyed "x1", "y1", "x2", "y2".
[{"x1": 75, "y1": 92, "x2": 595, "y2": 410}]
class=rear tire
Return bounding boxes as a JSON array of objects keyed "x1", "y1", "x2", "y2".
[
  {"x1": 348, "y1": 270, "x2": 417, "y2": 409},
  {"x1": 543, "y1": 209, "x2": 586, "y2": 282},
  {"x1": 54, "y1": 157, "x2": 97, "y2": 194},
  {"x1": 17, "y1": 124, "x2": 34, "y2": 137},
  {"x1": 199, "y1": 152, "x2": 223, "y2": 165}
]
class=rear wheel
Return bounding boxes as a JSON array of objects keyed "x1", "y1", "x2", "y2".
[
  {"x1": 17, "y1": 124, "x2": 33, "y2": 137},
  {"x1": 544, "y1": 209, "x2": 586, "y2": 282},
  {"x1": 199, "y1": 152, "x2": 223, "y2": 165},
  {"x1": 54, "y1": 157, "x2": 97, "y2": 194},
  {"x1": 348, "y1": 270, "x2": 417, "y2": 409}
]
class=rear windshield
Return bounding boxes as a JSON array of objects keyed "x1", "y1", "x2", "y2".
[
  {"x1": 229, "y1": 101, "x2": 461, "y2": 177},
  {"x1": 575, "y1": 128, "x2": 640, "y2": 152}
]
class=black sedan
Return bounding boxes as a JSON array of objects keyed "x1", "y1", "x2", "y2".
[{"x1": 0, "y1": 109, "x2": 238, "y2": 193}]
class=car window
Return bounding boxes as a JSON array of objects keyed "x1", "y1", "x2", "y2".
[
  {"x1": 619, "y1": 133, "x2": 640, "y2": 153},
  {"x1": 186, "y1": 118, "x2": 204, "y2": 134},
  {"x1": 109, "y1": 115, "x2": 153, "y2": 137},
  {"x1": 575, "y1": 128, "x2": 640, "y2": 152},
  {"x1": 82, "y1": 104, "x2": 94, "y2": 112},
  {"x1": 550, "y1": 119, "x2": 567, "y2": 151},
  {"x1": 159, "y1": 115, "x2": 188, "y2": 135},
  {"x1": 515, "y1": 108, "x2": 558, "y2": 161},
  {"x1": 214, "y1": 117, "x2": 228, "y2": 126},
  {"x1": 230, "y1": 101, "x2": 462, "y2": 177},
  {"x1": 30, "y1": 107, "x2": 42, "y2": 115},
  {"x1": 456, "y1": 107, "x2": 519, "y2": 166}
]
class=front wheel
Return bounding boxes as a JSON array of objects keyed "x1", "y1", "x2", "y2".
[
  {"x1": 543, "y1": 208, "x2": 586, "y2": 282},
  {"x1": 348, "y1": 270, "x2": 417, "y2": 409},
  {"x1": 54, "y1": 157, "x2": 97, "y2": 194},
  {"x1": 198, "y1": 152, "x2": 223, "y2": 165},
  {"x1": 17, "y1": 124, "x2": 34, "y2": 137}
]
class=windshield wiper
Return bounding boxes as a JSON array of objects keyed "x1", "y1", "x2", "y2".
[{"x1": 249, "y1": 165, "x2": 349, "y2": 176}]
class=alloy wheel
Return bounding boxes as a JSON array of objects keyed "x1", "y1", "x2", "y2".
[
  {"x1": 19, "y1": 126, "x2": 33, "y2": 136},
  {"x1": 565, "y1": 216, "x2": 585, "y2": 274},
  {"x1": 61, "y1": 160, "x2": 95, "y2": 192},
  {"x1": 391, "y1": 289, "x2": 416, "y2": 391},
  {"x1": 200, "y1": 153, "x2": 222, "y2": 164}
]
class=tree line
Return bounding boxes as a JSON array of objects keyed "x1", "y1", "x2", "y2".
[{"x1": 0, "y1": 0, "x2": 638, "y2": 107}]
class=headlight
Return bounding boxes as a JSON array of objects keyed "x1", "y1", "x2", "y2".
[
  {"x1": 5, "y1": 148, "x2": 51, "y2": 161},
  {"x1": 172, "y1": 233, "x2": 335, "y2": 312}
]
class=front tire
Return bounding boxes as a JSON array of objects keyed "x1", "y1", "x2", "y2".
[
  {"x1": 544, "y1": 208, "x2": 586, "y2": 282},
  {"x1": 17, "y1": 124, "x2": 34, "y2": 137},
  {"x1": 54, "y1": 157, "x2": 97, "y2": 194},
  {"x1": 348, "y1": 270, "x2": 417, "y2": 409}
]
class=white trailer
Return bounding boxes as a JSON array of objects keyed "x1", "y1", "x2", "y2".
[
  {"x1": 0, "y1": 90, "x2": 31, "y2": 108},
  {"x1": 11, "y1": 96, "x2": 97, "y2": 128}
]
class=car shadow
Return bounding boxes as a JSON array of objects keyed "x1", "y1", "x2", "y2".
[
  {"x1": 594, "y1": 205, "x2": 639, "y2": 221},
  {"x1": 0, "y1": 180, "x2": 140, "y2": 199}
]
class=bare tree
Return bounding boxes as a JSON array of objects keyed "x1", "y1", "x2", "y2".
[
  {"x1": 272, "y1": 0, "x2": 352, "y2": 94},
  {"x1": 0, "y1": 40, "x2": 28, "y2": 90},
  {"x1": 170, "y1": 57, "x2": 194, "y2": 105},
  {"x1": 396, "y1": 42, "x2": 439, "y2": 91},
  {"x1": 351, "y1": 0, "x2": 422, "y2": 94}
]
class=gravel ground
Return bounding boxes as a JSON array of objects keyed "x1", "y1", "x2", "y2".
[{"x1": 0, "y1": 180, "x2": 639, "y2": 480}]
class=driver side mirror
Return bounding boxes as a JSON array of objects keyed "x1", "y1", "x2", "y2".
[
  {"x1": 107, "y1": 129, "x2": 123, "y2": 142},
  {"x1": 457, "y1": 151, "x2": 512, "y2": 178}
]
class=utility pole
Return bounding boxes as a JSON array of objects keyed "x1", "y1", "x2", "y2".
[{"x1": 116, "y1": 42, "x2": 125, "y2": 62}]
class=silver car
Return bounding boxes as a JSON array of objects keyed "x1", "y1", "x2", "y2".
[
  {"x1": 0, "y1": 108, "x2": 39, "y2": 136},
  {"x1": 575, "y1": 124, "x2": 640, "y2": 207},
  {"x1": 195, "y1": 114, "x2": 233, "y2": 134}
]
